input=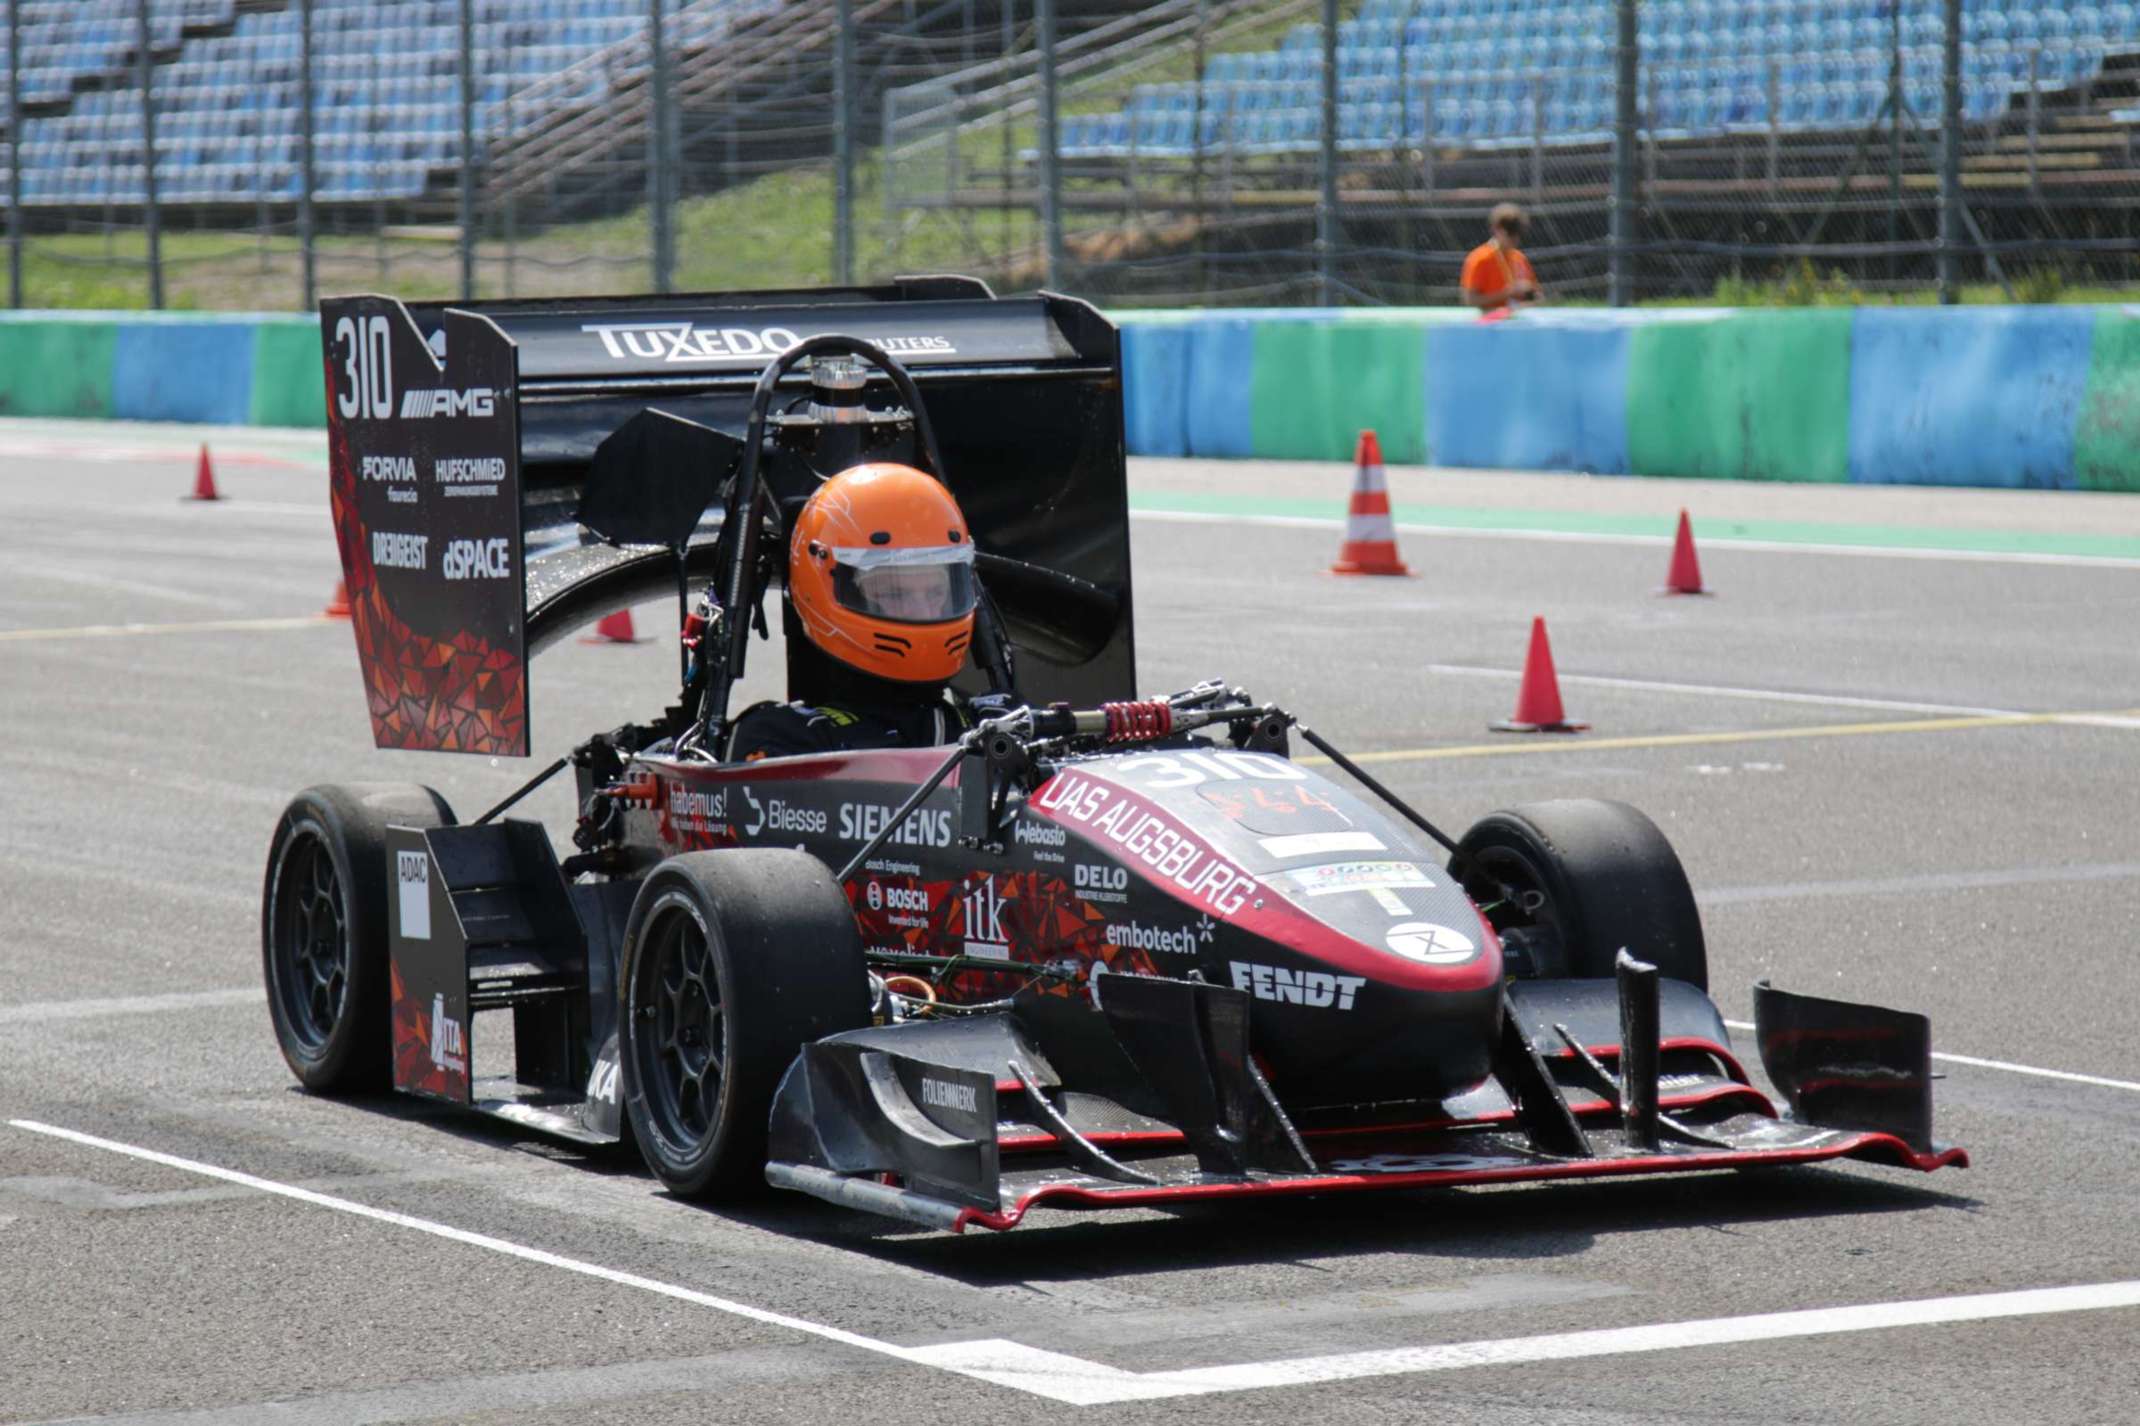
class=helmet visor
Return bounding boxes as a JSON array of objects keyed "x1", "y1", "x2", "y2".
[{"x1": 828, "y1": 544, "x2": 977, "y2": 624}]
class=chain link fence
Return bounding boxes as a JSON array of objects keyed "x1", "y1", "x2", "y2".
[{"x1": 4, "y1": 0, "x2": 2137, "y2": 311}]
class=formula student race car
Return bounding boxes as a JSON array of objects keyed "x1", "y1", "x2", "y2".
[{"x1": 263, "y1": 279, "x2": 1965, "y2": 1231}]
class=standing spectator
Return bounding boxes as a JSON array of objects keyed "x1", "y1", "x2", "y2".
[{"x1": 1461, "y1": 203, "x2": 1543, "y2": 318}]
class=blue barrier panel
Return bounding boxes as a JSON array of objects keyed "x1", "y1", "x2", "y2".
[
  {"x1": 111, "y1": 319, "x2": 258, "y2": 425},
  {"x1": 1847, "y1": 307, "x2": 2096, "y2": 489},
  {"x1": 1427, "y1": 317, "x2": 1631, "y2": 474},
  {"x1": 1182, "y1": 317, "x2": 1257, "y2": 458},
  {"x1": 1120, "y1": 321, "x2": 1190, "y2": 457}
]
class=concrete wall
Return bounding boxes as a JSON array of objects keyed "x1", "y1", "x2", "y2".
[
  {"x1": 1121, "y1": 304, "x2": 2140, "y2": 491},
  {"x1": 2, "y1": 306, "x2": 2135, "y2": 492}
]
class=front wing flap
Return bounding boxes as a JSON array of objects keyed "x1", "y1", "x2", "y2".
[{"x1": 764, "y1": 973, "x2": 1966, "y2": 1232}]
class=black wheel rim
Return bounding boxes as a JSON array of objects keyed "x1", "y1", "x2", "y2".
[
  {"x1": 637, "y1": 896, "x2": 725, "y2": 1146},
  {"x1": 272, "y1": 828, "x2": 348, "y2": 1053},
  {"x1": 1462, "y1": 844, "x2": 1568, "y2": 974}
]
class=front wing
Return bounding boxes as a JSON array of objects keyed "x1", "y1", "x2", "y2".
[{"x1": 765, "y1": 967, "x2": 1967, "y2": 1232}]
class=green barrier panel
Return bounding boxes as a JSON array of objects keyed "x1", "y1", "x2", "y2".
[
  {"x1": 0, "y1": 318, "x2": 118, "y2": 418},
  {"x1": 1624, "y1": 309, "x2": 1852, "y2": 483},
  {"x1": 1247, "y1": 319, "x2": 1428, "y2": 465},
  {"x1": 2075, "y1": 308, "x2": 2140, "y2": 494},
  {"x1": 248, "y1": 318, "x2": 327, "y2": 428}
]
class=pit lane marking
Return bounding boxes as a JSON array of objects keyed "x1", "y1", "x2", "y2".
[
  {"x1": 15, "y1": 1120, "x2": 2140, "y2": 1406},
  {"x1": 0, "y1": 615, "x2": 337, "y2": 643},
  {"x1": 1721, "y1": 1021, "x2": 2140, "y2": 1096}
]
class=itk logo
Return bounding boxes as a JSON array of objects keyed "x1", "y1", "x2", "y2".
[
  {"x1": 429, "y1": 993, "x2": 467, "y2": 1075},
  {"x1": 961, "y1": 878, "x2": 1010, "y2": 959}
]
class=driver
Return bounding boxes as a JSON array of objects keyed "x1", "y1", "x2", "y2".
[{"x1": 726, "y1": 463, "x2": 983, "y2": 761}]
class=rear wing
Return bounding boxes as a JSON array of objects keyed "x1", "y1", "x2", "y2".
[{"x1": 323, "y1": 278, "x2": 1131, "y2": 758}]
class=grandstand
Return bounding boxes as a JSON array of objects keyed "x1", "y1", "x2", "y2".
[{"x1": 1058, "y1": 2, "x2": 2140, "y2": 159}]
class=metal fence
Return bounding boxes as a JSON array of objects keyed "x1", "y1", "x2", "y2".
[{"x1": 5, "y1": 0, "x2": 2138, "y2": 312}]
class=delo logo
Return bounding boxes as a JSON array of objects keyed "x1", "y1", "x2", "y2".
[
  {"x1": 1230, "y1": 961, "x2": 1367, "y2": 1010},
  {"x1": 441, "y1": 537, "x2": 511, "y2": 580},
  {"x1": 399, "y1": 386, "x2": 497, "y2": 418},
  {"x1": 1075, "y1": 864, "x2": 1128, "y2": 892}
]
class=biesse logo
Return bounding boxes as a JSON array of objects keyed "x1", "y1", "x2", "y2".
[
  {"x1": 1230, "y1": 961, "x2": 1367, "y2": 1010},
  {"x1": 399, "y1": 387, "x2": 497, "y2": 419}
]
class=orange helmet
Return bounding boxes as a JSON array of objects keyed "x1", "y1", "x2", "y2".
[{"x1": 788, "y1": 463, "x2": 977, "y2": 683}]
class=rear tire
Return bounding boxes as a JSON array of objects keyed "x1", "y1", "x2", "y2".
[
  {"x1": 1451, "y1": 799, "x2": 1707, "y2": 989},
  {"x1": 618, "y1": 850, "x2": 871, "y2": 1199},
  {"x1": 262, "y1": 783, "x2": 456, "y2": 1092}
]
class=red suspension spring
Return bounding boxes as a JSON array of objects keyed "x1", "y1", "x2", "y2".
[{"x1": 1102, "y1": 699, "x2": 1174, "y2": 742}]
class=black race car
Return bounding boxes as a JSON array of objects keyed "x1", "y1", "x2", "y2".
[{"x1": 264, "y1": 280, "x2": 1965, "y2": 1232}]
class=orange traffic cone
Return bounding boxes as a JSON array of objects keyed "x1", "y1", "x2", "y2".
[
  {"x1": 1330, "y1": 430, "x2": 1411, "y2": 577},
  {"x1": 1491, "y1": 617, "x2": 1588, "y2": 733},
  {"x1": 184, "y1": 444, "x2": 220, "y2": 501},
  {"x1": 582, "y1": 609, "x2": 640, "y2": 644},
  {"x1": 322, "y1": 579, "x2": 351, "y2": 619},
  {"x1": 1659, "y1": 509, "x2": 1708, "y2": 595}
]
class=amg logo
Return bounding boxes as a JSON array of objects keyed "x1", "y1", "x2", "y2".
[
  {"x1": 429, "y1": 992, "x2": 467, "y2": 1073},
  {"x1": 919, "y1": 1076, "x2": 979, "y2": 1115},
  {"x1": 371, "y1": 530, "x2": 428, "y2": 570},
  {"x1": 1230, "y1": 961, "x2": 1367, "y2": 1011},
  {"x1": 1013, "y1": 818, "x2": 1067, "y2": 848},
  {"x1": 441, "y1": 537, "x2": 511, "y2": 580},
  {"x1": 399, "y1": 387, "x2": 497, "y2": 418}
]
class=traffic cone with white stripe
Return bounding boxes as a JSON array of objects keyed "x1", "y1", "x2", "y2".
[
  {"x1": 1329, "y1": 430, "x2": 1411, "y2": 577},
  {"x1": 1491, "y1": 617, "x2": 1588, "y2": 734}
]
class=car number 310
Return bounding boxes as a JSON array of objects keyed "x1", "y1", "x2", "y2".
[{"x1": 1111, "y1": 750, "x2": 1304, "y2": 789}]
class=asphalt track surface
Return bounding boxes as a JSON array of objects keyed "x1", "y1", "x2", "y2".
[{"x1": 5, "y1": 417, "x2": 2140, "y2": 1424}]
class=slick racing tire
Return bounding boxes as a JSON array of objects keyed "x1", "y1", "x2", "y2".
[
  {"x1": 619, "y1": 850, "x2": 871, "y2": 1200},
  {"x1": 1451, "y1": 799, "x2": 1707, "y2": 989},
  {"x1": 262, "y1": 783, "x2": 457, "y2": 1093}
]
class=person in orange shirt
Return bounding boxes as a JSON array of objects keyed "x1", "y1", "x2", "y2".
[{"x1": 1460, "y1": 202, "x2": 1542, "y2": 317}]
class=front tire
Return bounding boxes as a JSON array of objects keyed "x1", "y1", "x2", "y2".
[
  {"x1": 1452, "y1": 798, "x2": 1707, "y2": 989},
  {"x1": 618, "y1": 850, "x2": 870, "y2": 1199},
  {"x1": 262, "y1": 783, "x2": 456, "y2": 1092}
]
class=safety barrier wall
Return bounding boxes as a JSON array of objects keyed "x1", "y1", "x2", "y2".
[
  {"x1": 1, "y1": 307, "x2": 2134, "y2": 491},
  {"x1": 0, "y1": 311, "x2": 325, "y2": 428},
  {"x1": 1121, "y1": 304, "x2": 2140, "y2": 492}
]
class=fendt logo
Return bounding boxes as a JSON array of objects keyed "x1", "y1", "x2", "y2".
[
  {"x1": 399, "y1": 387, "x2": 497, "y2": 419},
  {"x1": 1229, "y1": 961, "x2": 1367, "y2": 1011}
]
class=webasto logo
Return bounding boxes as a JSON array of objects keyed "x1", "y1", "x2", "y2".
[{"x1": 1014, "y1": 819, "x2": 1067, "y2": 847}]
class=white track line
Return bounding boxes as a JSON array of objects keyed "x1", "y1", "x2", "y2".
[
  {"x1": 0, "y1": 987, "x2": 266, "y2": 1025},
  {"x1": 15, "y1": 1120, "x2": 2140, "y2": 1405},
  {"x1": 1721, "y1": 1021, "x2": 2140, "y2": 1095},
  {"x1": 0, "y1": 615, "x2": 334, "y2": 643},
  {"x1": 1129, "y1": 507, "x2": 2140, "y2": 570},
  {"x1": 1420, "y1": 663, "x2": 2021, "y2": 718}
]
